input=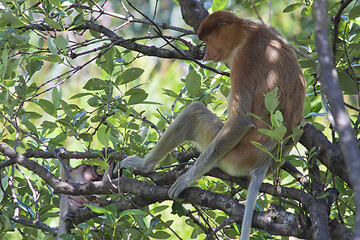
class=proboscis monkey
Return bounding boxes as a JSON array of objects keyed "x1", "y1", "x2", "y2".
[
  {"x1": 68, "y1": 165, "x2": 101, "y2": 211},
  {"x1": 121, "y1": 11, "x2": 306, "y2": 240},
  {"x1": 57, "y1": 164, "x2": 100, "y2": 239}
]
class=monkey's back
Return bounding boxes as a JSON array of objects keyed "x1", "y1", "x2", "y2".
[{"x1": 218, "y1": 21, "x2": 306, "y2": 177}]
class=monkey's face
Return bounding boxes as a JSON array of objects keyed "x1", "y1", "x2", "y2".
[{"x1": 202, "y1": 33, "x2": 231, "y2": 63}]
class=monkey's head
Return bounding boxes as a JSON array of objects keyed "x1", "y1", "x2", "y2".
[
  {"x1": 197, "y1": 11, "x2": 240, "y2": 40},
  {"x1": 197, "y1": 11, "x2": 246, "y2": 64}
]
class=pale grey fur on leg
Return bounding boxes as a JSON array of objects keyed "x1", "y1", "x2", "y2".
[{"x1": 120, "y1": 102, "x2": 223, "y2": 174}]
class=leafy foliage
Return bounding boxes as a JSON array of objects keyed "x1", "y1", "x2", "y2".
[{"x1": 0, "y1": 0, "x2": 359, "y2": 239}]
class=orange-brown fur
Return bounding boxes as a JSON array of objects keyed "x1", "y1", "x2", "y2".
[{"x1": 197, "y1": 11, "x2": 305, "y2": 175}]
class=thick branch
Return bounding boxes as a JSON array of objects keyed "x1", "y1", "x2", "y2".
[
  {"x1": 314, "y1": 0, "x2": 360, "y2": 238},
  {"x1": 23, "y1": 147, "x2": 127, "y2": 161},
  {"x1": 72, "y1": 177, "x2": 306, "y2": 238},
  {"x1": 178, "y1": 0, "x2": 209, "y2": 31},
  {"x1": 209, "y1": 169, "x2": 337, "y2": 240},
  {"x1": 0, "y1": 142, "x2": 352, "y2": 239},
  {"x1": 300, "y1": 123, "x2": 349, "y2": 184},
  {"x1": 0, "y1": 143, "x2": 63, "y2": 187}
]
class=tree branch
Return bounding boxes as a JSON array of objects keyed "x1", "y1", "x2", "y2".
[
  {"x1": 0, "y1": 141, "x2": 352, "y2": 239},
  {"x1": 177, "y1": 0, "x2": 209, "y2": 31},
  {"x1": 332, "y1": 0, "x2": 354, "y2": 57},
  {"x1": 314, "y1": 1, "x2": 360, "y2": 238},
  {"x1": 299, "y1": 123, "x2": 350, "y2": 185},
  {"x1": 21, "y1": 22, "x2": 229, "y2": 77}
]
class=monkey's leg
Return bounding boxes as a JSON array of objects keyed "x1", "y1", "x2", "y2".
[
  {"x1": 168, "y1": 115, "x2": 254, "y2": 199},
  {"x1": 120, "y1": 102, "x2": 223, "y2": 172}
]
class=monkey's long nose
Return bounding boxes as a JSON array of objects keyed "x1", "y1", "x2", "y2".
[{"x1": 202, "y1": 51, "x2": 211, "y2": 61}]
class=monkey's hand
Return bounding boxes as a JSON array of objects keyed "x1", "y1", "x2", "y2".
[
  {"x1": 168, "y1": 168, "x2": 195, "y2": 200},
  {"x1": 120, "y1": 155, "x2": 154, "y2": 173}
]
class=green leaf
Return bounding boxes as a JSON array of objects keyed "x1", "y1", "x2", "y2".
[
  {"x1": 301, "y1": 6, "x2": 312, "y2": 16},
  {"x1": 49, "y1": 133, "x2": 67, "y2": 146},
  {"x1": 0, "y1": 12, "x2": 23, "y2": 28},
  {"x1": 49, "y1": 0, "x2": 61, "y2": 6},
  {"x1": 72, "y1": 13, "x2": 85, "y2": 26},
  {"x1": 258, "y1": 125, "x2": 287, "y2": 141},
  {"x1": 133, "y1": 214, "x2": 147, "y2": 229},
  {"x1": 87, "y1": 96, "x2": 103, "y2": 107},
  {"x1": 60, "y1": 100, "x2": 74, "y2": 119},
  {"x1": 198, "y1": 85, "x2": 219, "y2": 101},
  {"x1": 0, "y1": 176, "x2": 9, "y2": 202},
  {"x1": 26, "y1": 59, "x2": 42, "y2": 77},
  {"x1": 212, "y1": 0, "x2": 229, "y2": 11},
  {"x1": 220, "y1": 83, "x2": 230, "y2": 97},
  {"x1": 47, "y1": 37, "x2": 58, "y2": 55},
  {"x1": 289, "y1": 127, "x2": 304, "y2": 143},
  {"x1": 129, "y1": 93, "x2": 148, "y2": 105},
  {"x1": 316, "y1": 191, "x2": 329, "y2": 200},
  {"x1": 338, "y1": 71, "x2": 358, "y2": 95},
  {"x1": 52, "y1": 88, "x2": 61, "y2": 109},
  {"x1": 79, "y1": 133, "x2": 92, "y2": 142},
  {"x1": 303, "y1": 96, "x2": 311, "y2": 118},
  {"x1": 163, "y1": 88, "x2": 181, "y2": 98},
  {"x1": 106, "y1": 204, "x2": 118, "y2": 218},
  {"x1": 70, "y1": 92, "x2": 93, "y2": 99},
  {"x1": 171, "y1": 201, "x2": 187, "y2": 216},
  {"x1": 25, "y1": 111, "x2": 43, "y2": 119},
  {"x1": 115, "y1": 68, "x2": 144, "y2": 85},
  {"x1": 151, "y1": 205, "x2": 169, "y2": 214},
  {"x1": 335, "y1": 178, "x2": 347, "y2": 195},
  {"x1": 247, "y1": 112, "x2": 269, "y2": 127},
  {"x1": 191, "y1": 227, "x2": 204, "y2": 239},
  {"x1": 299, "y1": 59, "x2": 314, "y2": 68},
  {"x1": 37, "y1": 99, "x2": 57, "y2": 117},
  {"x1": 283, "y1": 3, "x2": 302, "y2": 13},
  {"x1": 250, "y1": 141, "x2": 275, "y2": 159},
  {"x1": 53, "y1": 35, "x2": 69, "y2": 50},
  {"x1": 56, "y1": 119, "x2": 73, "y2": 129},
  {"x1": 185, "y1": 69, "x2": 201, "y2": 98},
  {"x1": 44, "y1": 18, "x2": 62, "y2": 30},
  {"x1": 82, "y1": 158, "x2": 108, "y2": 171},
  {"x1": 83, "y1": 78, "x2": 109, "y2": 91},
  {"x1": 270, "y1": 110, "x2": 283, "y2": 128},
  {"x1": 150, "y1": 231, "x2": 171, "y2": 239},
  {"x1": 86, "y1": 204, "x2": 111, "y2": 214},
  {"x1": 41, "y1": 121, "x2": 58, "y2": 129},
  {"x1": 126, "y1": 88, "x2": 148, "y2": 105},
  {"x1": 1, "y1": 49, "x2": 8, "y2": 67},
  {"x1": 97, "y1": 125, "x2": 111, "y2": 148},
  {"x1": 349, "y1": 6, "x2": 360, "y2": 19},
  {"x1": 100, "y1": 47, "x2": 115, "y2": 74},
  {"x1": 264, "y1": 87, "x2": 279, "y2": 114},
  {"x1": 22, "y1": 118, "x2": 38, "y2": 136},
  {"x1": 118, "y1": 209, "x2": 148, "y2": 219}
]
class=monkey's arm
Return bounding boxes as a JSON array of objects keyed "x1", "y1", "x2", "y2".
[{"x1": 168, "y1": 116, "x2": 254, "y2": 199}]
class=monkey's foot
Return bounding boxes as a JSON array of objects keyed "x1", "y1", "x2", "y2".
[{"x1": 120, "y1": 155, "x2": 153, "y2": 173}]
